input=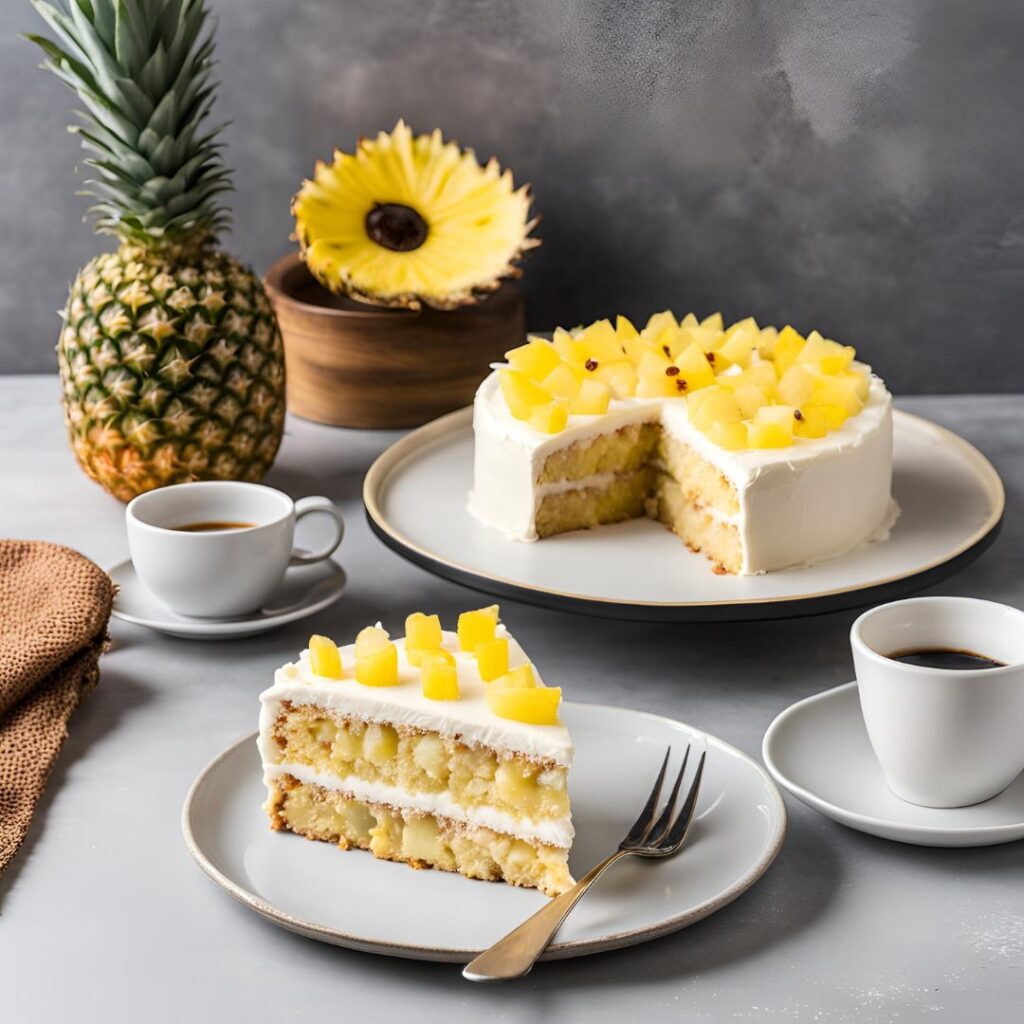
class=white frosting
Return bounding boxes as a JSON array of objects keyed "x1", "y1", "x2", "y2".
[
  {"x1": 258, "y1": 628, "x2": 574, "y2": 847},
  {"x1": 468, "y1": 364, "x2": 899, "y2": 574},
  {"x1": 263, "y1": 760, "x2": 573, "y2": 848}
]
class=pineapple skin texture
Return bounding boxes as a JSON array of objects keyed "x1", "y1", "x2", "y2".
[{"x1": 57, "y1": 242, "x2": 286, "y2": 502}]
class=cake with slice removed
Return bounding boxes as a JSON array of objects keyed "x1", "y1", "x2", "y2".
[{"x1": 258, "y1": 606, "x2": 574, "y2": 896}]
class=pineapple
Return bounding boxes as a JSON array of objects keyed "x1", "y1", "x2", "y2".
[
  {"x1": 487, "y1": 685, "x2": 562, "y2": 725},
  {"x1": 292, "y1": 121, "x2": 538, "y2": 309},
  {"x1": 476, "y1": 638, "x2": 510, "y2": 682},
  {"x1": 308, "y1": 635, "x2": 343, "y2": 679},
  {"x1": 30, "y1": 0, "x2": 286, "y2": 502},
  {"x1": 420, "y1": 650, "x2": 459, "y2": 701},
  {"x1": 457, "y1": 605, "x2": 500, "y2": 652}
]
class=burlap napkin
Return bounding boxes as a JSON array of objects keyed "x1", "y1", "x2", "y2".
[{"x1": 0, "y1": 540, "x2": 114, "y2": 874}]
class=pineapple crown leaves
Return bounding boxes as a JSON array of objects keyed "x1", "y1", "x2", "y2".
[{"x1": 26, "y1": 0, "x2": 233, "y2": 246}]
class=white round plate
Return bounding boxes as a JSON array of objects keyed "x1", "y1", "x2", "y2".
[
  {"x1": 762, "y1": 682, "x2": 1024, "y2": 847},
  {"x1": 364, "y1": 408, "x2": 1003, "y2": 621},
  {"x1": 182, "y1": 702, "x2": 786, "y2": 962},
  {"x1": 109, "y1": 558, "x2": 347, "y2": 640}
]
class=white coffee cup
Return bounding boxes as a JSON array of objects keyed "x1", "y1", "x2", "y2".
[
  {"x1": 851, "y1": 596, "x2": 1024, "y2": 808},
  {"x1": 126, "y1": 481, "x2": 344, "y2": 617}
]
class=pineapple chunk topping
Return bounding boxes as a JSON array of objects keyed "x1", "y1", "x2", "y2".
[
  {"x1": 355, "y1": 626, "x2": 399, "y2": 687},
  {"x1": 476, "y1": 637, "x2": 510, "y2": 682},
  {"x1": 308, "y1": 634, "x2": 342, "y2": 679},
  {"x1": 492, "y1": 664, "x2": 537, "y2": 689},
  {"x1": 495, "y1": 310, "x2": 871, "y2": 450},
  {"x1": 458, "y1": 605, "x2": 500, "y2": 652},
  {"x1": 404, "y1": 612, "x2": 443, "y2": 666},
  {"x1": 487, "y1": 685, "x2": 562, "y2": 725},
  {"x1": 420, "y1": 649, "x2": 459, "y2": 701}
]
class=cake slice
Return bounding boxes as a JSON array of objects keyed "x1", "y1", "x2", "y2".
[{"x1": 258, "y1": 607, "x2": 574, "y2": 896}]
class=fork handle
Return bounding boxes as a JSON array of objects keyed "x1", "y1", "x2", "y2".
[{"x1": 462, "y1": 849, "x2": 628, "y2": 982}]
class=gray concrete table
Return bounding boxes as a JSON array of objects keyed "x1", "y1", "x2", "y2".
[{"x1": 2, "y1": 376, "x2": 1021, "y2": 1023}]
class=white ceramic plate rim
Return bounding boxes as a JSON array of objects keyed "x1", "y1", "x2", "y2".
[
  {"x1": 182, "y1": 702, "x2": 787, "y2": 962},
  {"x1": 762, "y1": 681, "x2": 1024, "y2": 840},
  {"x1": 363, "y1": 407, "x2": 1005, "y2": 611},
  {"x1": 108, "y1": 558, "x2": 347, "y2": 635}
]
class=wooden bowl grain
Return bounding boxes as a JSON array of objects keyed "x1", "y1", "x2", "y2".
[{"x1": 263, "y1": 253, "x2": 525, "y2": 429}]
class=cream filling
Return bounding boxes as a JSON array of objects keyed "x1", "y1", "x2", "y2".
[{"x1": 263, "y1": 760, "x2": 574, "y2": 849}]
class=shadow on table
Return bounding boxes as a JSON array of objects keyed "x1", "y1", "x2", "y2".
[{"x1": 0, "y1": 665, "x2": 154, "y2": 911}]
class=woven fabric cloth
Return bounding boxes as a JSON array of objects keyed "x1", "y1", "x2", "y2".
[{"x1": 0, "y1": 540, "x2": 114, "y2": 873}]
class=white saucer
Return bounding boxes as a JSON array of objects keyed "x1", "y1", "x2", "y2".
[
  {"x1": 108, "y1": 558, "x2": 347, "y2": 640},
  {"x1": 762, "y1": 682, "x2": 1024, "y2": 847},
  {"x1": 182, "y1": 703, "x2": 786, "y2": 962}
]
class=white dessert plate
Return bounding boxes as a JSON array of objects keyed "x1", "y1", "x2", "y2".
[
  {"x1": 762, "y1": 682, "x2": 1024, "y2": 847},
  {"x1": 363, "y1": 408, "x2": 1003, "y2": 621},
  {"x1": 108, "y1": 557, "x2": 347, "y2": 640},
  {"x1": 182, "y1": 702, "x2": 786, "y2": 962}
]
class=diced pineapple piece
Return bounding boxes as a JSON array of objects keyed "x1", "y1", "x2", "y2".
[
  {"x1": 458, "y1": 605, "x2": 499, "y2": 652},
  {"x1": 805, "y1": 402, "x2": 850, "y2": 429},
  {"x1": 620, "y1": 335, "x2": 651, "y2": 367},
  {"x1": 749, "y1": 405, "x2": 796, "y2": 448},
  {"x1": 355, "y1": 625, "x2": 390, "y2": 658},
  {"x1": 806, "y1": 367, "x2": 864, "y2": 415},
  {"x1": 540, "y1": 362, "x2": 582, "y2": 399},
  {"x1": 476, "y1": 637, "x2": 510, "y2": 682},
  {"x1": 552, "y1": 327, "x2": 586, "y2": 367},
  {"x1": 493, "y1": 664, "x2": 536, "y2": 689},
  {"x1": 404, "y1": 612, "x2": 442, "y2": 666},
  {"x1": 679, "y1": 312, "x2": 699, "y2": 329},
  {"x1": 701, "y1": 311, "x2": 724, "y2": 332},
  {"x1": 674, "y1": 342, "x2": 716, "y2": 392},
  {"x1": 500, "y1": 368, "x2": 549, "y2": 420},
  {"x1": 841, "y1": 367, "x2": 870, "y2": 402},
  {"x1": 793, "y1": 406, "x2": 830, "y2": 439},
  {"x1": 355, "y1": 643, "x2": 399, "y2": 687},
  {"x1": 402, "y1": 815, "x2": 444, "y2": 862},
  {"x1": 528, "y1": 398, "x2": 570, "y2": 434},
  {"x1": 592, "y1": 360, "x2": 638, "y2": 398},
  {"x1": 412, "y1": 734, "x2": 448, "y2": 780},
  {"x1": 688, "y1": 387, "x2": 742, "y2": 431},
  {"x1": 777, "y1": 364, "x2": 816, "y2": 407},
  {"x1": 570, "y1": 378, "x2": 611, "y2": 416},
  {"x1": 718, "y1": 324, "x2": 757, "y2": 367},
  {"x1": 364, "y1": 722, "x2": 399, "y2": 763},
  {"x1": 308, "y1": 634, "x2": 342, "y2": 679},
  {"x1": 506, "y1": 338, "x2": 561, "y2": 379},
  {"x1": 798, "y1": 331, "x2": 855, "y2": 374},
  {"x1": 576, "y1": 319, "x2": 623, "y2": 363},
  {"x1": 724, "y1": 315, "x2": 759, "y2": 340},
  {"x1": 758, "y1": 325, "x2": 779, "y2": 358},
  {"x1": 772, "y1": 326, "x2": 806, "y2": 374},
  {"x1": 636, "y1": 350, "x2": 681, "y2": 398},
  {"x1": 487, "y1": 685, "x2": 562, "y2": 725},
  {"x1": 421, "y1": 649, "x2": 459, "y2": 701},
  {"x1": 644, "y1": 310, "x2": 678, "y2": 344},
  {"x1": 706, "y1": 420, "x2": 748, "y2": 450},
  {"x1": 616, "y1": 314, "x2": 639, "y2": 340},
  {"x1": 744, "y1": 361, "x2": 779, "y2": 391},
  {"x1": 733, "y1": 384, "x2": 770, "y2": 419}
]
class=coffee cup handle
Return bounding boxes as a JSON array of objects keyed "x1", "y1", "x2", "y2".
[{"x1": 289, "y1": 496, "x2": 345, "y2": 566}]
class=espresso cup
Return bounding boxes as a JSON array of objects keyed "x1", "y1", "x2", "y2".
[
  {"x1": 851, "y1": 597, "x2": 1024, "y2": 808},
  {"x1": 126, "y1": 481, "x2": 344, "y2": 617}
]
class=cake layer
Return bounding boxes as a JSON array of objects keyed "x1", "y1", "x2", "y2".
[
  {"x1": 268, "y1": 774, "x2": 574, "y2": 896},
  {"x1": 269, "y1": 701, "x2": 570, "y2": 824},
  {"x1": 538, "y1": 422, "x2": 659, "y2": 484},
  {"x1": 536, "y1": 467, "x2": 654, "y2": 538}
]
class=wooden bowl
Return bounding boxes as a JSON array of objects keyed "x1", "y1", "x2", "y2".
[{"x1": 263, "y1": 253, "x2": 525, "y2": 429}]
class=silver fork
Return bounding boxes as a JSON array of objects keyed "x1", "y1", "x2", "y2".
[{"x1": 462, "y1": 744, "x2": 706, "y2": 982}]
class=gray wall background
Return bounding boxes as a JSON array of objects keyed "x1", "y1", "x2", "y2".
[{"x1": 2, "y1": 0, "x2": 1022, "y2": 393}]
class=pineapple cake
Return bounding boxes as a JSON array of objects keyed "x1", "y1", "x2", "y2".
[
  {"x1": 469, "y1": 313, "x2": 899, "y2": 574},
  {"x1": 292, "y1": 121, "x2": 538, "y2": 309},
  {"x1": 258, "y1": 606, "x2": 574, "y2": 896},
  {"x1": 30, "y1": 0, "x2": 285, "y2": 501}
]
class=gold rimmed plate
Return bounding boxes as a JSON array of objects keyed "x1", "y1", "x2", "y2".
[
  {"x1": 363, "y1": 408, "x2": 1003, "y2": 622},
  {"x1": 182, "y1": 702, "x2": 786, "y2": 962}
]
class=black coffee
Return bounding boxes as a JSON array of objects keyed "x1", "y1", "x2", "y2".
[{"x1": 888, "y1": 647, "x2": 1005, "y2": 671}]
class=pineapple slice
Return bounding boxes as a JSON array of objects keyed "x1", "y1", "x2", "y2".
[
  {"x1": 506, "y1": 338, "x2": 561, "y2": 380},
  {"x1": 458, "y1": 605, "x2": 499, "y2": 652},
  {"x1": 749, "y1": 405, "x2": 796, "y2": 448},
  {"x1": 552, "y1": 327, "x2": 586, "y2": 367},
  {"x1": 777, "y1": 364, "x2": 816, "y2": 407},
  {"x1": 706, "y1": 420, "x2": 748, "y2": 450},
  {"x1": 616, "y1": 314, "x2": 639, "y2": 340},
  {"x1": 576, "y1": 319, "x2": 624, "y2": 364},
  {"x1": 528, "y1": 398, "x2": 570, "y2": 434},
  {"x1": 687, "y1": 386, "x2": 742, "y2": 431},
  {"x1": 421, "y1": 649, "x2": 459, "y2": 701},
  {"x1": 540, "y1": 362, "x2": 583, "y2": 400},
  {"x1": 674, "y1": 342, "x2": 716, "y2": 392},
  {"x1": 308, "y1": 634, "x2": 342, "y2": 679},
  {"x1": 500, "y1": 369, "x2": 549, "y2": 420},
  {"x1": 570, "y1": 378, "x2": 612, "y2": 415},
  {"x1": 404, "y1": 612, "x2": 442, "y2": 666},
  {"x1": 592, "y1": 360, "x2": 638, "y2": 398},
  {"x1": 772, "y1": 326, "x2": 806, "y2": 374},
  {"x1": 355, "y1": 642, "x2": 399, "y2": 687},
  {"x1": 476, "y1": 637, "x2": 510, "y2": 682},
  {"x1": 793, "y1": 406, "x2": 830, "y2": 439},
  {"x1": 798, "y1": 331, "x2": 855, "y2": 374},
  {"x1": 492, "y1": 664, "x2": 536, "y2": 689},
  {"x1": 487, "y1": 685, "x2": 562, "y2": 725}
]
